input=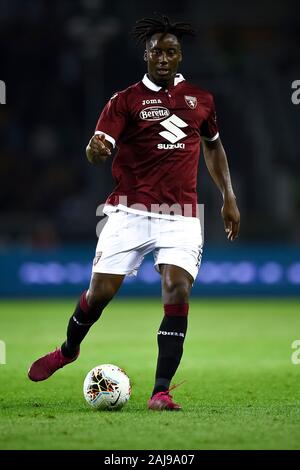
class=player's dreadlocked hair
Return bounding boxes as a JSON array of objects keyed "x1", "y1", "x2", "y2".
[{"x1": 131, "y1": 14, "x2": 196, "y2": 45}]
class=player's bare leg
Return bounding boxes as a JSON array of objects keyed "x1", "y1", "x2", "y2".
[
  {"x1": 148, "y1": 264, "x2": 193, "y2": 410},
  {"x1": 28, "y1": 273, "x2": 124, "y2": 381}
]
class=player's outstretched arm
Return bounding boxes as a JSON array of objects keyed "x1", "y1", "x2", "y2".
[
  {"x1": 202, "y1": 137, "x2": 240, "y2": 241},
  {"x1": 86, "y1": 133, "x2": 113, "y2": 164}
]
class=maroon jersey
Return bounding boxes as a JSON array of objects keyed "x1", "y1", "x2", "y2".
[{"x1": 95, "y1": 74, "x2": 219, "y2": 217}]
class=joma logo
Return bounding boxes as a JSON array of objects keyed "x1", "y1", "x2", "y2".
[
  {"x1": 142, "y1": 99, "x2": 162, "y2": 105},
  {"x1": 139, "y1": 106, "x2": 170, "y2": 121}
]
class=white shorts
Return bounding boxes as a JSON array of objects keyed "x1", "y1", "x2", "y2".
[{"x1": 92, "y1": 210, "x2": 203, "y2": 280}]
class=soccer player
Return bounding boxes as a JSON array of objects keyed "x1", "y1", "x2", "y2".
[{"x1": 28, "y1": 15, "x2": 240, "y2": 411}]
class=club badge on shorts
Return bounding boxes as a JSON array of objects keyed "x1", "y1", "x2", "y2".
[
  {"x1": 184, "y1": 95, "x2": 197, "y2": 109},
  {"x1": 93, "y1": 251, "x2": 102, "y2": 266}
]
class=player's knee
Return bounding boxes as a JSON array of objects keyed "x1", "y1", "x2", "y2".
[{"x1": 163, "y1": 278, "x2": 191, "y2": 303}]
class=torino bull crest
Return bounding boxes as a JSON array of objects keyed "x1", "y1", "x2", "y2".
[{"x1": 184, "y1": 95, "x2": 197, "y2": 109}]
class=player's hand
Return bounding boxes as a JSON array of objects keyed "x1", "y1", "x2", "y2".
[
  {"x1": 221, "y1": 194, "x2": 240, "y2": 241},
  {"x1": 86, "y1": 133, "x2": 112, "y2": 163}
]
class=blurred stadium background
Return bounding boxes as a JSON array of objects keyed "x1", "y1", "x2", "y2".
[{"x1": 0, "y1": 0, "x2": 299, "y2": 298}]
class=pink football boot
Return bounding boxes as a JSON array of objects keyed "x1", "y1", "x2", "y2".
[
  {"x1": 148, "y1": 383, "x2": 183, "y2": 411},
  {"x1": 28, "y1": 347, "x2": 79, "y2": 382}
]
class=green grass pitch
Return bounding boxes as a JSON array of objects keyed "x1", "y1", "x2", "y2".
[{"x1": 1, "y1": 298, "x2": 300, "y2": 450}]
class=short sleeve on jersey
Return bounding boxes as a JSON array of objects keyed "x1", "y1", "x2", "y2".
[
  {"x1": 95, "y1": 92, "x2": 128, "y2": 147},
  {"x1": 200, "y1": 95, "x2": 219, "y2": 141}
]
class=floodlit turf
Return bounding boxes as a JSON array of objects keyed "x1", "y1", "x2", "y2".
[{"x1": 1, "y1": 298, "x2": 300, "y2": 450}]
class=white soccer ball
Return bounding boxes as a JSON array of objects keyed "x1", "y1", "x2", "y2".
[{"x1": 83, "y1": 364, "x2": 131, "y2": 410}]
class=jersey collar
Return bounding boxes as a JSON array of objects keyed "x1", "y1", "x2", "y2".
[{"x1": 142, "y1": 73, "x2": 185, "y2": 92}]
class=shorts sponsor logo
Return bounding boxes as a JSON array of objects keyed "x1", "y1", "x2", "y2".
[
  {"x1": 139, "y1": 106, "x2": 170, "y2": 121},
  {"x1": 93, "y1": 251, "x2": 102, "y2": 266},
  {"x1": 196, "y1": 247, "x2": 203, "y2": 267}
]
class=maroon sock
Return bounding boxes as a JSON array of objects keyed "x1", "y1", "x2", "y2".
[
  {"x1": 61, "y1": 291, "x2": 102, "y2": 357},
  {"x1": 152, "y1": 303, "x2": 189, "y2": 396}
]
